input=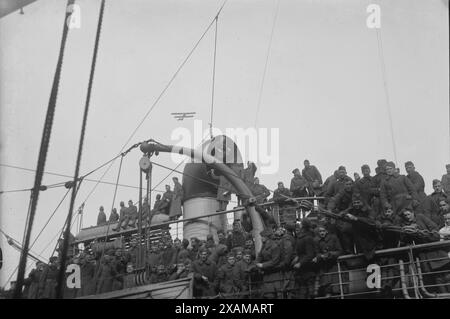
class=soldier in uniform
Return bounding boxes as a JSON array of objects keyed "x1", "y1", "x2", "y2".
[
  {"x1": 38, "y1": 256, "x2": 59, "y2": 299},
  {"x1": 276, "y1": 227, "x2": 295, "y2": 298},
  {"x1": 441, "y1": 164, "x2": 450, "y2": 197},
  {"x1": 26, "y1": 261, "x2": 44, "y2": 299},
  {"x1": 302, "y1": 159, "x2": 323, "y2": 186},
  {"x1": 226, "y1": 221, "x2": 246, "y2": 251},
  {"x1": 169, "y1": 260, "x2": 192, "y2": 281},
  {"x1": 325, "y1": 166, "x2": 353, "y2": 199},
  {"x1": 96, "y1": 206, "x2": 107, "y2": 226},
  {"x1": 292, "y1": 220, "x2": 316, "y2": 299},
  {"x1": 327, "y1": 179, "x2": 356, "y2": 213},
  {"x1": 354, "y1": 164, "x2": 374, "y2": 206},
  {"x1": 380, "y1": 162, "x2": 418, "y2": 215},
  {"x1": 112, "y1": 201, "x2": 126, "y2": 231},
  {"x1": 188, "y1": 237, "x2": 201, "y2": 261},
  {"x1": 405, "y1": 161, "x2": 427, "y2": 202},
  {"x1": 79, "y1": 253, "x2": 96, "y2": 297},
  {"x1": 273, "y1": 182, "x2": 296, "y2": 225},
  {"x1": 290, "y1": 168, "x2": 309, "y2": 198},
  {"x1": 139, "y1": 197, "x2": 151, "y2": 227},
  {"x1": 255, "y1": 228, "x2": 282, "y2": 299},
  {"x1": 370, "y1": 160, "x2": 388, "y2": 215},
  {"x1": 169, "y1": 177, "x2": 183, "y2": 220},
  {"x1": 95, "y1": 252, "x2": 117, "y2": 294},
  {"x1": 176, "y1": 239, "x2": 190, "y2": 264},
  {"x1": 192, "y1": 248, "x2": 218, "y2": 297},
  {"x1": 217, "y1": 253, "x2": 240, "y2": 298},
  {"x1": 160, "y1": 185, "x2": 174, "y2": 216},
  {"x1": 109, "y1": 208, "x2": 119, "y2": 223},
  {"x1": 161, "y1": 237, "x2": 177, "y2": 270},
  {"x1": 149, "y1": 264, "x2": 168, "y2": 284},
  {"x1": 339, "y1": 194, "x2": 378, "y2": 259},
  {"x1": 313, "y1": 225, "x2": 342, "y2": 297}
]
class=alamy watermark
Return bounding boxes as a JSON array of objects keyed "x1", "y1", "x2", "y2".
[{"x1": 170, "y1": 120, "x2": 280, "y2": 175}]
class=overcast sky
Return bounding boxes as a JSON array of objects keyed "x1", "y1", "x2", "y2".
[{"x1": 0, "y1": 0, "x2": 448, "y2": 288}]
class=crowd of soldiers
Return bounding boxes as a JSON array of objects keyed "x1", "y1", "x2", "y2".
[
  {"x1": 16, "y1": 160, "x2": 450, "y2": 299},
  {"x1": 95, "y1": 176, "x2": 184, "y2": 231}
]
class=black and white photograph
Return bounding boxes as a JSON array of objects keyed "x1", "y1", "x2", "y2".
[{"x1": 0, "y1": 0, "x2": 449, "y2": 306}]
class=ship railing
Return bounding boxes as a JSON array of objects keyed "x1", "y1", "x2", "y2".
[{"x1": 314, "y1": 240, "x2": 450, "y2": 299}]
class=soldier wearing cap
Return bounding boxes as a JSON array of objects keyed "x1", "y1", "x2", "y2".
[
  {"x1": 176, "y1": 239, "x2": 190, "y2": 264},
  {"x1": 325, "y1": 166, "x2": 353, "y2": 199},
  {"x1": 290, "y1": 168, "x2": 309, "y2": 198},
  {"x1": 235, "y1": 249, "x2": 259, "y2": 297},
  {"x1": 149, "y1": 264, "x2": 168, "y2": 284},
  {"x1": 191, "y1": 247, "x2": 218, "y2": 297},
  {"x1": 250, "y1": 177, "x2": 271, "y2": 204},
  {"x1": 255, "y1": 228, "x2": 283, "y2": 299},
  {"x1": 217, "y1": 252, "x2": 240, "y2": 297},
  {"x1": 405, "y1": 161, "x2": 427, "y2": 202},
  {"x1": 420, "y1": 180, "x2": 449, "y2": 227},
  {"x1": 112, "y1": 201, "x2": 127, "y2": 231},
  {"x1": 276, "y1": 226, "x2": 295, "y2": 298},
  {"x1": 26, "y1": 261, "x2": 45, "y2": 299},
  {"x1": 338, "y1": 194, "x2": 378, "y2": 259},
  {"x1": 302, "y1": 160, "x2": 323, "y2": 186},
  {"x1": 78, "y1": 253, "x2": 96, "y2": 297},
  {"x1": 327, "y1": 179, "x2": 357, "y2": 213},
  {"x1": 38, "y1": 256, "x2": 59, "y2": 299},
  {"x1": 108, "y1": 208, "x2": 119, "y2": 223},
  {"x1": 272, "y1": 181, "x2": 292, "y2": 202},
  {"x1": 226, "y1": 220, "x2": 247, "y2": 251},
  {"x1": 97, "y1": 206, "x2": 107, "y2": 226},
  {"x1": 370, "y1": 160, "x2": 388, "y2": 215},
  {"x1": 292, "y1": 219, "x2": 316, "y2": 299},
  {"x1": 95, "y1": 251, "x2": 118, "y2": 294},
  {"x1": 380, "y1": 162, "x2": 418, "y2": 215},
  {"x1": 160, "y1": 185, "x2": 174, "y2": 215},
  {"x1": 313, "y1": 224, "x2": 343, "y2": 297},
  {"x1": 139, "y1": 197, "x2": 151, "y2": 227},
  {"x1": 169, "y1": 177, "x2": 183, "y2": 220},
  {"x1": 441, "y1": 164, "x2": 450, "y2": 197},
  {"x1": 355, "y1": 164, "x2": 374, "y2": 206},
  {"x1": 188, "y1": 237, "x2": 201, "y2": 261}
]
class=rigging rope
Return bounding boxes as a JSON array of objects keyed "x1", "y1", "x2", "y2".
[
  {"x1": 375, "y1": 24, "x2": 398, "y2": 164},
  {"x1": 209, "y1": 16, "x2": 219, "y2": 139},
  {"x1": 120, "y1": 0, "x2": 228, "y2": 152},
  {"x1": 254, "y1": 0, "x2": 281, "y2": 128},
  {"x1": 14, "y1": 0, "x2": 75, "y2": 298},
  {"x1": 56, "y1": 0, "x2": 106, "y2": 299}
]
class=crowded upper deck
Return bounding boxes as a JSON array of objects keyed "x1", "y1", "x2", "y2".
[{"x1": 9, "y1": 159, "x2": 450, "y2": 299}]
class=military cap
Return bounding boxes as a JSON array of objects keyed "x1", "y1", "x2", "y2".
[
  {"x1": 260, "y1": 228, "x2": 273, "y2": 237},
  {"x1": 446, "y1": 164, "x2": 450, "y2": 169},
  {"x1": 243, "y1": 249, "x2": 252, "y2": 256},
  {"x1": 206, "y1": 234, "x2": 214, "y2": 241},
  {"x1": 377, "y1": 159, "x2": 387, "y2": 167},
  {"x1": 49, "y1": 256, "x2": 58, "y2": 263},
  {"x1": 277, "y1": 181, "x2": 283, "y2": 186},
  {"x1": 352, "y1": 193, "x2": 362, "y2": 202},
  {"x1": 386, "y1": 161, "x2": 396, "y2": 168},
  {"x1": 361, "y1": 164, "x2": 370, "y2": 170},
  {"x1": 433, "y1": 179, "x2": 441, "y2": 186},
  {"x1": 338, "y1": 166, "x2": 346, "y2": 171},
  {"x1": 226, "y1": 252, "x2": 235, "y2": 258},
  {"x1": 292, "y1": 168, "x2": 300, "y2": 174}
]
